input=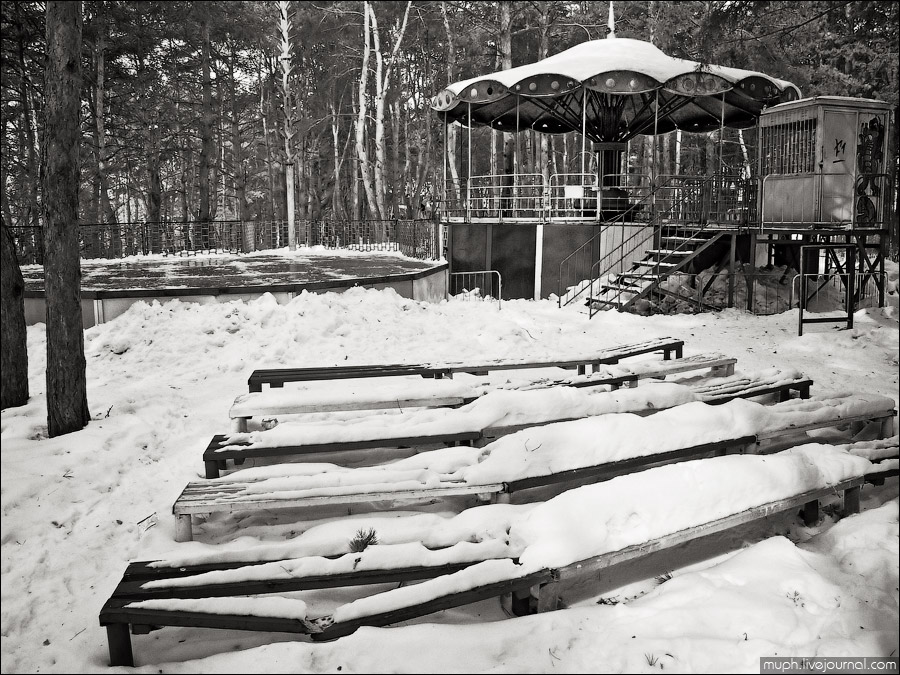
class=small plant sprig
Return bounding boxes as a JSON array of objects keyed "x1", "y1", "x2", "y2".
[
  {"x1": 348, "y1": 527, "x2": 379, "y2": 553},
  {"x1": 655, "y1": 572, "x2": 673, "y2": 585}
]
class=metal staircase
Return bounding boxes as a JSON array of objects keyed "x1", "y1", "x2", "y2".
[
  {"x1": 586, "y1": 226, "x2": 728, "y2": 316},
  {"x1": 557, "y1": 173, "x2": 741, "y2": 317}
]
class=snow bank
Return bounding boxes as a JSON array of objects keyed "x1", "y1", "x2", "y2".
[
  {"x1": 218, "y1": 382, "x2": 700, "y2": 450},
  {"x1": 512, "y1": 445, "x2": 874, "y2": 568}
]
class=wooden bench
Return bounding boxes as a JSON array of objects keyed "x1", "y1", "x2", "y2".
[
  {"x1": 178, "y1": 394, "x2": 895, "y2": 541},
  {"x1": 229, "y1": 353, "x2": 738, "y2": 433},
  {"x1": 103, "y1": 440, "x2": 897, "y2": 666},
  {"x1": 246, "y1": 337, "x2": 685, "y2": 392},
  {"x1": 206, "y1": 367, "x2": 809, "y2": 479}
]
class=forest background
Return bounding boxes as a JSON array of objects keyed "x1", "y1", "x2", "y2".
[{"x1": 2, "y1": 0, "x2": 898, "y2": 235}]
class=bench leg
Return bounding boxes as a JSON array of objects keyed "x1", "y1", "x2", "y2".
[
  {"x1": 508, "y1": 587, "x2": 535, "y2": 616},
  {"x1": 779, "y1": 388, "x2": 792, "y2": 403},
  {"x1": 799, "y1": 383, "x2": 811, "y2": 399},
  {"x1": 535, "y1": 582, "x2": 560, "y2": 612},
  {"x1": 880, "y1": 416, "x2": 895, "y2": 439},
  {"x1": 843, "y1": 486, "x2": 861, "y2": 516},
  {"x1": 174, "y1": 514, "x2": 194, "y2": 542},
  {"x1": 231, "y1": 418, "x2": 248, "y2": 433},
  {"x1": 711, "y1": 363, "x2": 736, "y2": 377},
  {"x1": 204, "y1": 460, "x2": 220, "y2": 479},
  {"x1": 106, "y1": 623, "x2": 134, "y2": 667},
  {"x1": 801, "y1": 499, "x2": 819, "y2": 526}
]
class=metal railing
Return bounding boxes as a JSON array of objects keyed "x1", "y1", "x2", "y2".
[
  {"x1": 448, "y1": 270, "x2": 502, "y2": 308},
  {"x1": 468, "y1": 173, "x2": 544, "y2": 221},
  {"x1": 547, "y1": 173, "x2": 597, "y2": 220},
  {"x1": 10, "y1": 218, "x2": 441, "y2": 265},
  {"x1": 583, "y1": 268, "x2": 886, "y2": 318}
]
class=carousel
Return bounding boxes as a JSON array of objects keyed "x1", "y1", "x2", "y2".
[{"x1": 430, "y1": 15, "x2": 891, "y2": 318}]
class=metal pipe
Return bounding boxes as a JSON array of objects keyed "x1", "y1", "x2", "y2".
[
  {"x1": 581, "y1": 87, "x2": 587, "y2": 176},
  {"x1": 467, "y1": 101, "x2": 472, "y2": 221}
]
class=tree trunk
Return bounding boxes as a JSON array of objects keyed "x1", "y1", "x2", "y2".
[
  {"x1": 16, "y1": 4, "x2": 40, "y2": 231},
  {"x1": 197, "y1": 11, "x2": 214, "y2": 249},
  {"x1": 1, "y1": 222, "x2": 28, "y2": 409},
  {"x1": 499, "y1": 2, "x2": 514, "y2": 182},
  {"x1": 229, "y1": 48, "x2": 248, "y2": 224},
  {"x1": 330, "y1": 102, "x2": 342, "y2": 219},
  {"x1": 440, "y1": 1, "x2": 461, "y2": 204},
  {"x1": 278, "y1": 1, "x2": 297, "y2": 249},
  {"x1": 355, "y1": 3, "x2": 379, "y2": 222},
  {"x1": 42, "y1": 0, "x2": 90, "y2": 436},
  {"x1": 369, "y1": 0, "x2": 412, "y2": 232},
  {"x1": 93, "y1": 9, "x2": 116, "y2": 226}
]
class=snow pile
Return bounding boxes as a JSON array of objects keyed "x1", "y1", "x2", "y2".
[
  {"x1": 2, "y1": 264, "x2": 897, "y2": 673},
  {"x1": 136, "y1": 442, "x2": 883, "y2": 629},
  {"x1": 512, "y1": 445, "x2": 873, "y2": 568},
  {"x1": 218, "y1": 381, "x2": 700, "y2": 450}
]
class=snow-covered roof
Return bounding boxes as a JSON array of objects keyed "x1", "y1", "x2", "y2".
[{"x1": 431, "y1": 37, "x2": 801, "y2": 139}]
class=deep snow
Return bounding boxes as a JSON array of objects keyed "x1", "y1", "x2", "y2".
[{"x1": 1, "y1": 258, "x2": 897, "y2": 673}]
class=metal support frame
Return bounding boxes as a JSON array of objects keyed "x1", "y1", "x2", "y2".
[{"x1": 798, "y1": 243, "x2": 857, "y2": 336}]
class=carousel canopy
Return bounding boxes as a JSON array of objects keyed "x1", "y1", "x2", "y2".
[{"x1": 431, "y1": 37, "x2": 801, "y2": 141}]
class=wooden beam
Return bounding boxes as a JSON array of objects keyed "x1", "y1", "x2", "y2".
[{"x1": 551, "y1": 477, "x2": 865, "y2": 584}]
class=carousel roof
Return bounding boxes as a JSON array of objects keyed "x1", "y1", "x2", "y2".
[{"x1": 431, "y1": 37, "x2": 801, "y2": 141}]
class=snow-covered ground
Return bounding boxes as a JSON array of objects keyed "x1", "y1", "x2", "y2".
[{"x1": 1, "y1": 259, "x2": 898, "y2": 673}]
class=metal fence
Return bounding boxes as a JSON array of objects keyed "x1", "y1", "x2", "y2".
[
  {"x1": 448, "y1": 270, "x2": 502, "y2": 308},
  {"x1": 9, "y1": 218, "x2": 440, "y2": 265},
  {"x1": 630, "y1": 269, "x2": 885, "y2": 317}
]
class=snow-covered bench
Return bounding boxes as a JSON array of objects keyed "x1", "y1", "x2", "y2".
[
  {"x1": 102, "y1": 438, "x2": 898, "y2": 666},
  {"x1": 176, "y1": 393, "x2": 895, "y2": 541},
  {"x1": 246, "y1": 337, "x2": 686, "y2": 392},
  {"x1": 206, "y1": 367, "x2": 811, "y2": 479},
  {"x1": 229, "y1": 353, "x2": 738, "y2": 433}
]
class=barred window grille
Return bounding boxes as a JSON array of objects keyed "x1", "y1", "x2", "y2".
[{"x1": 760, "y1": 118, "x2": 816, "y2": 175}]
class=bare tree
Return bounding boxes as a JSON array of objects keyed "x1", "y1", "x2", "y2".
[
  {"x1": 277, "y1": 0, "x2": 297, "y2": 249},
  {"x1": 42, "y1": 0, "x2": 90, "y2": 436},
  {"x1": 1, "y1": 222, "x2": 28, "y2": 409}
]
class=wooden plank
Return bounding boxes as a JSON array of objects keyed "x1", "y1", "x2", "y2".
[
  {"x1": 173, "y1": 482, "x2": 504, "y2": 516},
  {"x1": 247, "y1": 339, "x2": 685, "y2": 389},
  {"x1": 311, "y1": 569, "x2": 554, "y2": 641},
  {"x1": 100, "y1": 602, "x2": 323, "y2": 636},
  {"x1": 230, "y1": 395, "x2": 471, "y2": 419},
  {"x1": 503, "y1": 435, "x2": 758, "y2": 493},
  {"x1": 552, "y1": 477, "x2": 865, "y2": 582},
  {"x1": 204, "y1": 431, "x2": 481, "y2": 463},
  {"x1": 112, "y1": 560, "x2": 497, "y2": 600},
  {"x1": 758, "y1": 409, "x2": 896, "y2": 439}
]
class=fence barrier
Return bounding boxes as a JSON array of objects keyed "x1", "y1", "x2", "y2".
[
  {"x1": 602, "y1": 269, "x2": 885, "y2": 318},
  {"x1": 9, "y1": 218, "x2": 440, "y2": 266},
  {"x1": 449, "y1": 270, "x2": 502, "y2": 308}
]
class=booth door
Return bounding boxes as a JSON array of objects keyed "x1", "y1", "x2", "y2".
[{"x1": 490, "y1": 224, "x2": 536, "y2": 300}]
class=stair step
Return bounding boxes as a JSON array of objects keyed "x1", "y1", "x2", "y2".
[
  {"x1": 634, "y1": 260, "x2": 676, "y2": 270},
  {"x1": 586, "y1": 297, "x2": 619, "y2": 308},
  {"x1": 660, "y1": 235, "x2": 710, "y2": 244},
  {"x1": 617, "y1": 272, "x2": 660, "y2": 282},
  {"x1": 647, "y1": 249, "x2": 692, "y2": 258},
  {"x1": 600, "y1": 283, "x2": 643, "y2": 294}
]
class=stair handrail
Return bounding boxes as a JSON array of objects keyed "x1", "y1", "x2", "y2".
[
  {"x1": 586, "y1": 173, "x2": 733, "y2": 315},
  {"x1": 556, "y1": 173, "x2": 655, "y2": 306}
]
